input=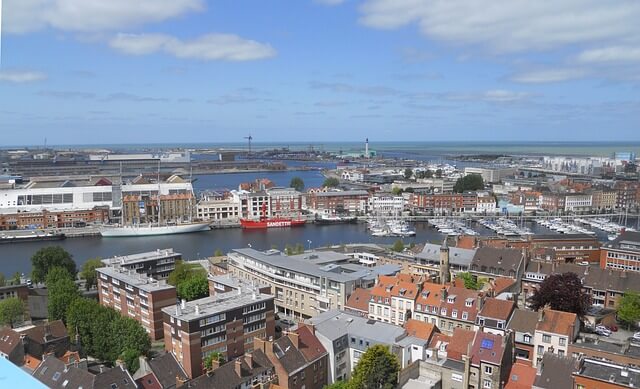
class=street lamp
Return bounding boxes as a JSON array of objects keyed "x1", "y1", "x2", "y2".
[
  {"x1": 307, "y1": 240, "x2": 312, "y2": 251},
  {"x1": 248, "y1": 243, "x2": 252, "y2": 248}
]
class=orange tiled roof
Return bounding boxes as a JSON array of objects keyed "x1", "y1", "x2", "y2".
[
  {"x1": 478, "y1": 298, "x2": 516, "y2": 321},
  {"x1": 447, "y1": 328, "x2": 476, "y2": 361},
  {"x1": 346, "y1": 288, "x2": 371, "y2": 313},
  {"x1": 24, "y1": 354, "x2": 41, "y2": 371},
  {"x1": 536, "y1": 309, "x2": 577, "y2": 337},
  {"x1": 404, "y1": 319, "x2": 437, "y2": 341},
  {"x1": 415, "y1": 282, "x2": 446, "y2": 309},
  {"x1": 505, "y1": 362, "x2": 537, "y2": 389},
  {"x1": 492, "y1": 277, "x2": 516, "y2": 294},
  {"x1": 456, "y1": 235, "x2": 477, "y2": 250}
]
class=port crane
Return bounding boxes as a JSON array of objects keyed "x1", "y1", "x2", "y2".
[{"x1": 244, "y1": 134, "x2": 253, "y2": 154}]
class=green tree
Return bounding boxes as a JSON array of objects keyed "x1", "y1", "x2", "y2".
[
  {"x1": 391, "y1": 240, "x2": 405, "y2": 252},
  {"x1": 110, "y1": 317, "x2": 151, "y2": 360},
  {"x1": 349, "y1": 344, "x2": 399, "y2": 389},
  {"x1": 214, "y1": 249, "x2": 224, "y2": 257},
  {"x1": 120, "y1": 349, "x2": 141, "y2": 374},
  {"x1": 325, "y1": 382, "x2": 349, "y2": 389},
  {"x1": 66, "y1": 298, "x2": 102, "y2": 356},
  {"x1": 177, "y1": 273, "x2": 209, "y2": 301},
  {"x1": 31, "y1": 246, "x2": 76, "y2": 283},
  {"x1": 453, "y1": 174, "x2": 485, "y2": 193},
  {"x1": 529, "y1": 272, "x2": 591, "y2": 317},
  {"x1": 323, "y1": 177, "x2": 340, "y2": 188},
  {"x1": 290, "y1": 177, "x2": 305, "y2": 192},
  {"x1": 80, "y1": 258, "x2": 103, "y2": 291},
  {"x1": 168, "y1": 260, "x2": 205, "y2": 286},
  {"x1": 391, "y1": 187, "x2": 403, "y2": 196},
  {"x1": 0, "y1": 273, "x2": 5, "y2": 287},
  {"x1": 295, "y1": 243, "x2": 305, "y2": 254},
  {"x1": 457, "y1": 272, "x2": 483, "y2": 290},
  {"x1": 10, "y1": 272, "x2": 21, "y2": 285},
  {"x1": 46, "y1": 267, "x2": 80, "y2": 322},
  {"x1": 618, "y1": 291, "x2": 640, "y2": 330},
  {"x1": 404, "y1": 168, "x2": 413, "y2": 180},
  {"x1": 203, "y1": 352, "x2": 226, "y2": 370},
  {"x1": 0, "y1": 297, "x2": 25, "y2": 328},
  {"x1": 285, "y1": 244, "x2": 294, "y2": 256}
]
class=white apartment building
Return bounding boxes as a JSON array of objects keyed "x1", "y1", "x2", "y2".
[
  {"x1": 197, "y1": 196, "x2": 241, "y2": 222},
  {"x1": 564, "y1": 194, "x2": 593, "y2": 212},
  {"x1": 368, "y1": 193, "x2": 404, "y2": 215}
]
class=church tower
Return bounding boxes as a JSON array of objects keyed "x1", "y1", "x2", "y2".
[{"x1": 440, "y1": 237, "x2": 451, "y2": 284}]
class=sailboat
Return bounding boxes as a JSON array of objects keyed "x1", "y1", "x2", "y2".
[{"x1": 101, "y1": 163, "x2": 210, "y2": 237}]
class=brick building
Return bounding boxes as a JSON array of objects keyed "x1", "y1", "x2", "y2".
[
  {"x1": 101, "y1": 248, "x2": 182, "y2": 280},
  {"x1": 0, "y1": 207, "x2": 109, "y2": 230},
  {"x1": 161, "y1": 288, "x2": 275, "y2": 378},
  {"x1": 600, "y1": 231, "x2": 640, "y2": 272},
  {"x1": 97, "y1": 266, "x2": 177, "y2": 340},
  {"x1": 305, "y1": 190, "x2": 369, "y2": 215}
]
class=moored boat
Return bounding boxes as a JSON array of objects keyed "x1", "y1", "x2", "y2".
[{"x1": 101, "y1": 222, "x2": 210, "y2": 237}]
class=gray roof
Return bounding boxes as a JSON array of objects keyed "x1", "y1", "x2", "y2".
[
  {"x1": 147, "y1": 353, "x2": 188, "y2": 388},
  {"x1": 605, "y1": 230, "x2": 640, "y2": 252},
  {"x1": 162, "y1": 288, "x2": 273, "y2": 321},
  {"x1": 533, "y1": 353, "x2": 578, "y2": 389},
  {"x1": 577, "y1": 358, "x2": 640, "y2": 387},
  {"x1": 471, "y1": 247, "x2": 523, "y2": 273},
  {"x1": 288, "y1": 251, "x2": 352, "y2": 265},
  {"x1": 231, "y1": 248, "x2": 400, "y2": 283},
  {"x1": 101, "y1": 248, "x2": 180, "y2": 266},
  {"x1": 416, "y1": 244, "x2": 476, "y2": 266},
  {"x1": 93, "y1": 366, "x2": 137, "y2": 389},
  {"x1": 187, "y1": 351, "x2": 273, "y2": 388},
  {"x1": 273, "y1": 336, "x2": 307, "y2": 374},
  {"x1": 525, "y1": 261, "x2": 640, "y2": 293},
  {"x1": 32, "y1": 354, "x2": 94, "y2": 389},
  {"x1": 96, "y1": 266, "x2": 175, "y2": 293},
  {"x1": 507, "y1": 309, "x2": 538, "y2": 335},
  {"x1": 309, "y1": 310, "x2": 406, "y2": 345}
]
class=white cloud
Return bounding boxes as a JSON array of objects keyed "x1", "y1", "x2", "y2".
[
  {"x1": 482, "y1": 90, "x2": 530, "y2": 102},
  {"x1": 109, "y1": 33, "x2": 276, "y2": 61},
  {"x1": 0, "y1": 70, "x2": 47, "y2": 83},
  {"x1": 511, "y1": 68, "x2": 589, "y2": 83},
  {"x1": 4, "y1": 0, "x2": 203, "y2": 33},
  {"x1": 359, "y1": 0, "x2": 640, "y2": 53},
  {"x1": 577, "y1": 46, "x2": 640, "y2": 63}
]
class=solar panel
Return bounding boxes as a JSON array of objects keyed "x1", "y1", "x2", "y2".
[{"x1": 481, "y1": 339, "x2": 494, "y2": 350}]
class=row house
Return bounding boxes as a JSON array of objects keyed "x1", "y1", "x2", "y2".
[
  {"x1": 614, "y1": 181, "x2": 639, "y2": 209},
  {"x1": 196, "y1": 191, "x2": 241, "y2": 222},
  {"x1": 0, "y1": 207, "x2": 109, "y2": 230},
  {"x1": 510, "y1": 191, "x2": 541, "y2": 212},
  {"x1": 409, "y1": 193, "x2": 464, "y2": 213},
  {"x1": 539, "y1": 193, "x2": 565, "y2": 212},
  {"x1": 590, "y1": 189, "x2": 617, "y2": 210},
  {"x1": 96, "y1": 265, "x2": 177, "y2": 340},
  {"x1": 477, "y1": 194, "x2": 497, "y2": 214},
  {"x1": 469, "y1": 247, "x2": 525, "y2": 282},
  {"x1": 462, "y1": 192, "x2": 478, "y2": 213},
  {"x1": 305, "y1": 190, "x2": 369, "y2": 215},
  {"x1": 411, "y1": 284, "x2": 482, "y2": 335},
  {"x1": 476, "y1": 298, "x2": 516, "y2": 336},
  {"x1": 161, "y1": 288, "x2": 276, "y2": 379},
  {"x1": 368, "y1": 274, "x2": 419, "y2": 325}
]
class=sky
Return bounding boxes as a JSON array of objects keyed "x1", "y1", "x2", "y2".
[{"x1": 0, "y1": 0, "x2": 639, "y2": 146}]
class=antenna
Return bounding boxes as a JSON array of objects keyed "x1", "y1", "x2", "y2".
[{"x1": 244, "y1": 134, "x2": 253, "y2": 154}]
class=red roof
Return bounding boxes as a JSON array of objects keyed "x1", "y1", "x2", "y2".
[
  {"x1": 404, "y1": 319, "x2": 437, "y2": 341},
  {"x1": 470, "y1": 332, "x2": 505, "y2": 366},
  {"x1": 505, "y1": 362, "x2": 537, "y2": 389},
  {"x1": 447, "y1": 328, "x2": 476, "y2": 361},
  {"x1": 345, "y1": 288, "x2": 371, "y2": 313},
  {"x1": 295, "y1": 324, "x2": 327, "y2": 362},
  {"x1": 478, "y1": 298, "x2": 516, "y2": 321}
]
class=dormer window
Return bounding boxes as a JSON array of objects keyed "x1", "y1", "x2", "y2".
[
  {"x1": 441, "y1": 307, "x2": 447, "y2": 316},
  {"x1": 465, "y1": 298, "x2": 474, "y2": 307},
  {"x1": 447, "y1": 295, "x2": 456, "y2": 304}
]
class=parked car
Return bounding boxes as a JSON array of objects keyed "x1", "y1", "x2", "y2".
[
  {"x1": 633, "y1": 332, "x2": 640, "y2": 341},
  {"x1": 609, "y1": 325, "x2": 618, "y2": 332},
  {"x1": 280, "y1": 318, "x2": 295, "y2": 327},
  {"x1": 596, "y1": 328, "x2": 612, "y2": 337}
]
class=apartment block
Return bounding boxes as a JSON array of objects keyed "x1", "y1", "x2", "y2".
[
  {"x1": 101, "y1": 248, "x2": 182, "y2": 280},
  {"x1": 368, "y1": 274, "x2": 419, "y2": 326},
  {"x1": 227, "y1": 248, "x2": 400, "y2": 320},
  {"x1": 97, "y1": 266, "x2": 177, "y2": 340},
  {"x1": 600, "y1": 231, "x2": 640, "y2": 272},
  {"x1": 162, "y1": 288, "x2": 275, "y2": 379},
  {"x1": 532, "y1": 308, "x2": 580, "y2": 367},
  {"x1": 305, "y1": 190, "x2": 369, "y2": 214}
]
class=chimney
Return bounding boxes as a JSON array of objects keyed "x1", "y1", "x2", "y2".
[
  {"x1": 234, "y1": 359, "x2": 243, "y2": 377},
  {"x1": 245, "y1": 353, "x2": 253, "y2": 368},
  {"x1": 288, "y1": 331, "x2": 300, "y2": 349},
  {"x1": 537, "y1": 261, "x2": 541, "y2": 273},
  {"x1": 195, "y1": 304, "x2": 200, "y2": 315},
  {"x1": 176, "y1": 375, "x2": 187, "y2": 388},
  {"x1": 476, "y1": 294, "x2": 483, "y2": 310},
  {"x1": 538, "y1": 309, "x2": 545, "y2": 322},
  {"x1": 181, "y1": 299, "x2": 186, "y2": 310},
  {"x1": 440, "y1": 287, "x2": 448, "y2": 302}
]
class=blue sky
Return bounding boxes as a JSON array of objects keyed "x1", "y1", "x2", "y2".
[{"x1": 0, "y1": 0, "x2": 639, "y2": 146}]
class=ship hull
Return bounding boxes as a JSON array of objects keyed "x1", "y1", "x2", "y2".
[
  {"x1": 315, "y1": 217, "x2": 357, "y2": 225},
  {"x1": 0, "y1": 233, "x2": 66, "y2": 244},
  {"x1": 101, "y1": 222, "x2": 210, "y2": 237},
  {"x1": 240, "y1": 218, "x2": 306, "y2": 229}
]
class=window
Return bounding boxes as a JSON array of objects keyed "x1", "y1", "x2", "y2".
[
  {"x1": 52, "y1": 372, "x2": 61, "y2": 381},
  {"x1": 484, "y1": 365, "x2": 493, "y2": 375},
  {"x1": 542, "y1": 334, "x2": 551, "y2": 343},
  {"x1": 452, "y1": 310, "x2": 458, "y2": 319},
  {"x1": 483, "y1": 379, "x2": 492, "y2": 388},
  {"x1": 462, "y1": 312, "x2": 468, "y2": 320},
  {"x1": 497, "y1": 321, "x2": 504, "y2": 329},
  {"x1": 538, "y1": 346, "x2": 544, "y2": 355},
  {"x1": 523, "y1": 335, "x2": 531, "y2": 343},
  {"x1": 559, "y1": 337, "x2": 566, "y2": 346},
  {"x1": 558, "y1": 350, "x2": 565, "y2": 357}
]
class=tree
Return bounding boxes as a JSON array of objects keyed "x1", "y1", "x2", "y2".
[
  {"x1": 177, "y1": 273, "x2": 209, "y2": 301},
  {"x1": 404, "y1": 168, "x2": 413, "y2": 180},
  {"x1": 618, "y1": 291, "x2": 640, "y2": 330},
  {"x1": 295, "y1": 243, "x2": 305, "y2": 254},
  {"x1": 453, "y1": 174, "x2": 484, "y2": 193},
  {"x1": 391, "y1": 240, "x2": 404, "y2": 252},
  {"x1": 203, "y1": 352, "x2": 226, "y2": 370},
  {"x1": 168, "y1": 260, "x2": 205, "y2": 286},
  {"x1": 120, "y1": 349, "x2": 141, "y2": 374},
  {"x1": 391, "y1": 187, "x2": 403, "y2": 196},
  {"x1": 31, "y1": 246, "x2": 76, "y2": 283},
  {"x1": 0, "y1": 273, "x2": 5, "y2": 287},
  {"x1": 80, "y1": 258, "x2": 103, "y2": 291},
  {"x1": 290, "y1": 177, "x2": 305, "y2": 191},
  {"x1": 46, "y1": 267, "x2": 80, "y2": 322},
  {"x1": 325, "y1": 382, "x2": 349, "y2": 389},
  {"x1": 285, "y1": 244, "x2": 294, "y2": 256},
  {"x1": 214, "y1": 249, "x2": 224, "y2": 257},
  {"x1": 0, "y1": 297, "x2": 25, "y2": 328},
  {"x1": 529, "y1": 272, "x2": 591, "y2": 317},
  {"x1": 349, "y1": 344, "x2": 399, "y2": 389},
  {"x1": 323, "y1": 177, "x2": 340, "y2": 188},
  {"x1": 457, "y1": 272, "x2": 483, "y2": 290}
]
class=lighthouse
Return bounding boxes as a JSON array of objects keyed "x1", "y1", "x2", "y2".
[{"x1": 365, "y1": 138, "x2": 369, "y2": 158}]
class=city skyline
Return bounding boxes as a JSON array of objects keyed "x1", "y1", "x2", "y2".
[{"x1": 1, "y1": 0, "x2": 639, "y2": 145}]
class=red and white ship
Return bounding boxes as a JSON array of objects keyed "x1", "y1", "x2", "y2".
[{"x1": 240, "y1": 203, "x2": 306, "y2": 229}]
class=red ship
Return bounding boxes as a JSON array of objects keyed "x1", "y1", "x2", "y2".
[{"x1": 240, "y1": 203, "x2": 306, "y2": 229}]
